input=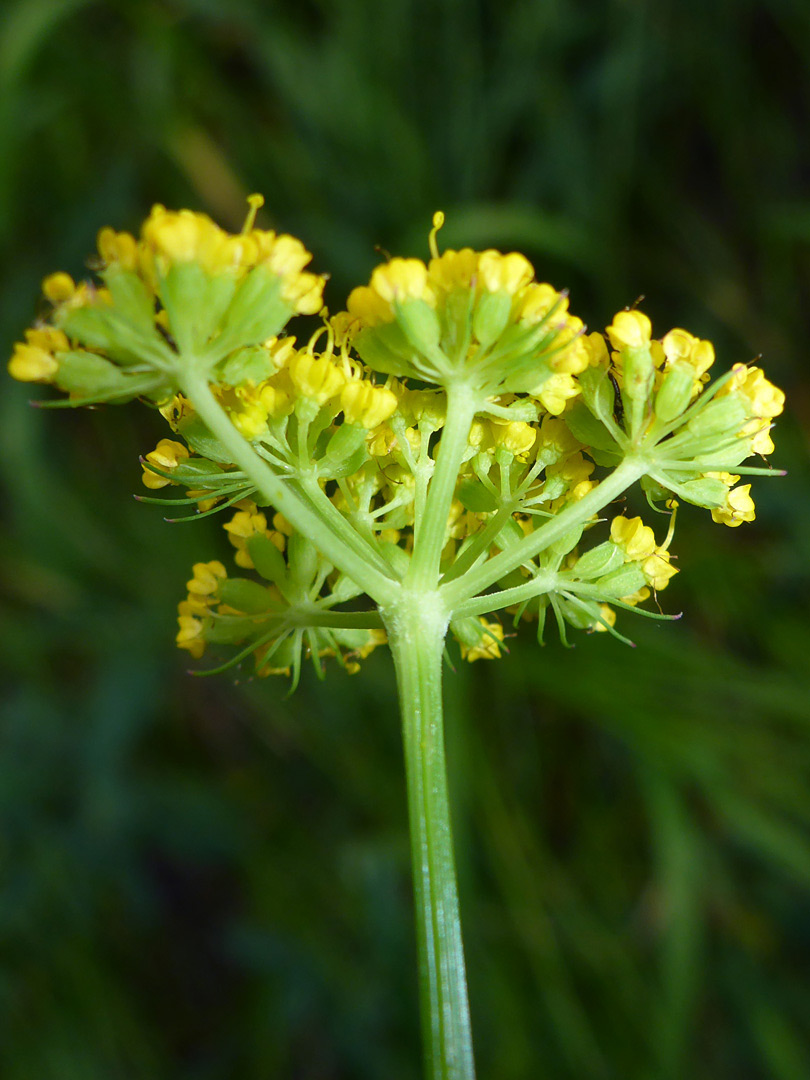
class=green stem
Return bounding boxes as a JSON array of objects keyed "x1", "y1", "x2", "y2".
[
  {"x1": 451, "y1": 570, "x2": 558, "y2": 619},
  {"x1": 441, "y1": 458, "x2": 645, "y2": 609},
  {"x1": 442, "y1": 456, "x2": 547, "y2": 585},
  {"x1": 298, "y1": 474, "x2": 397, "y2": 581},
  {"x1": 287, "y1": 609, "x2": 384, "y2": 630},
  {"x1": 410, "y1": 384, "x2": 478, "y2": 589},
  {"x1": 385, "y1": 593, "x2": 476, "y2": 1080},
  {"x1": 181, "y1": 373, "x2": 400, "y2": 606}
]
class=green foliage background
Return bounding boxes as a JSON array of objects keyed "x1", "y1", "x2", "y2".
[{"x1": 1, "y1": 1, "x2": 809, "y2": 1076}]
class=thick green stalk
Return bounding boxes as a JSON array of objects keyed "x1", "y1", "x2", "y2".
[
  {"x1": 181, "y1": 373, "x2": 399, "y2": 606},
  {"x1": 385, "y1": 593, "x2": 476, "y2": 1080}
]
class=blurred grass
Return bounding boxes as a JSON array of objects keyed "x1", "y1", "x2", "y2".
[{"x1": 1, "y1": 0, "x2": 809, "y2": 1077}]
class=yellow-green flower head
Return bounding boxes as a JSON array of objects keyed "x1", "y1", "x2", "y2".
[
  {"x1": 339, "y1": 215, "x2": 590, "y2": 400},
  {"x1": 8, "y1": 195, "x2": 329, "y2": 408}
]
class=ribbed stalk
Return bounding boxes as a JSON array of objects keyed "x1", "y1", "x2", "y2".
[{"x1": 385, "y1": 595, "x2": 475, "y2": 1080}]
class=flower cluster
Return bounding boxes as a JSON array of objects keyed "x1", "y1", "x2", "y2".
[
  {"x1": 8, "y1": 199, "x2": 784, "y2": 681},
  {"x1": 8, "y1": 196, "x2": 324, "y2": 404}
]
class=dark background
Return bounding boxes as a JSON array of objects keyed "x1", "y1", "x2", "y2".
[{"x1": 1, "y1": 1, "x2": 810, "y2": 1077}]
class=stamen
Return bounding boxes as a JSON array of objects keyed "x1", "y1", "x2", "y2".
[
  {"x1": 242, "y1": 193, "x2": 265, "y2": 234},
  {"x1": 428, "y1": 211, "x2": 445, "y2": 261}
]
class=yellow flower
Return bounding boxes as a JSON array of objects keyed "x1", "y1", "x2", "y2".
[
  {"x1": 533, "y1": 372, "x2": 580, "y2": 415},
  {"x1": 141, "y1": 438, "x2": 190, "y2": 489},
  {"x1": 8, "y1": 342, "x2": 59, "y2": 383},
  {"x1": 606, "y1": 310, "x2": 652, "y2": 350},
  {"x1": 478, "y1": 250, "x2": 534, "y2": 294},
  {"x1": 42, "y1": 272, "x2": 78, "y2": 304},
  {"x1": 223, "y1": 504, "x2": 281, "y2": 569},
  {"x1": 263, "y1": 335, "x2": 297, "y2": 370},
  {"x1": 662, "y1": 328, "x2": 715, "y2": 380},
  {"x1": 641, "y1": 547, "x2": 678, "y2": 591},
  {"x1": 711, "y1": 483, "x2": 756, "y2": 527},
  {"x1": 515, "y1": 282, "x2": 567, "y2": 325},
  {"x1": 536, "y1": 416, "x2": 582, "y2": 459},
  {"x1": 97, "y1": 227, "x2": 140, "y2": 272},
  {"x1": 345, "y1": 285, "x2": 393, "y2": 329},
  {"x1": 231, "y1": 402, "x2": 270, "y2": 440},
  {"x1": 142, "y1": 205, "x2": 230, "y2": 271},
  {"x1": 370, "y1": 258, "x2": 435, "y2": 307},
  {"x1": 490, "y1": 420, "x2": 536, "y2": 457},
  {"x1": 341, "y1": 380, "x2": 399, "y2": 429},
  {"x1": 460, "y1": 619, "x2": 505, "y2": 661},
  {"x1": 610, "y1": 516, "x2": 657, "y2": 561},
  {"x1": 176, "y1": 602, "x2": 206, "y2": 658},
  {"x1": 427, "y1": 248, "x2": 479, "y2": 293},
  {"x1": 288, "y1": 352, "x2": 345, "y2": 405},
  {"x1": 186, "y1": 560, "x2": 227, "y2": 597},
  {"x1": 594, "y1": 605, "x2": 617, "y2": 632}
]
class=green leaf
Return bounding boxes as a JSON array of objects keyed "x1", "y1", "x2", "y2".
[{"x1": 564, "y1": 400, "x2": 621, "y2": 452}]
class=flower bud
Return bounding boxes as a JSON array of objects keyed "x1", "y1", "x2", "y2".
[
  {"x1": 472, "y1": 291, "x2": 512, "y2": 349},
  {"x1": 672, "y1": 477, "x2": 729, "y2": 508},
  {"x1": 572, "y1": 541, "x2": 624, "y2": 581},
  {"x1": 395, "y1": 299, "x2": 443, "y2": 355}
]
